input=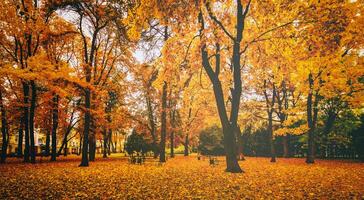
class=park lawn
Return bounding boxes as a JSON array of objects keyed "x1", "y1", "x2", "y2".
[{"x1": 0, "y1": 155, "x2": 363, "y2": 199}]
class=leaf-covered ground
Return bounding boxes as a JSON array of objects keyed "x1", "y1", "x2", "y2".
[{"x1": 0, "y1": 155, "x2": 363, "y2": 199}]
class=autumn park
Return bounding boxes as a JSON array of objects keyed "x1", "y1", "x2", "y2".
[{"x1": 0, "y1": 0, "x2": 364, "y2": 199}]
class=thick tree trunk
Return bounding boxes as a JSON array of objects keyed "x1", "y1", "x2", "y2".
[
  {"x1": 199, "y1": 3, "x2": 245, "y2": 172},
  {"x1": 89, "y1": 133, "x2": 96, "y2": 161},
  {"x1": 23, "y1": 82, "x2": 30, "y2": 163},
  {"x1": 80, "y1": 88, "x2": 91, "y2": 167},
  {"x1": 184, "y1": 134, "x2": 189, "y2": 156},
  {"x1": 146, "y1": 89, "x2": 158, "y2": 158},
  {"x1": 159, "y1": 81, "x2": 167, "y2": 163},
  {"x1": 202, "y1": 52, "x2": 242, "y2": 173},
  {"x1": 268, "y1": 111, "x2": 276, "y2": 162},
  {"x1": 323, "y1": 111, "x2": 336, "y2": 136},
  {"x1": 0, "y1": 89, "x2": 8, "y2": 163},
  {"x1": 29, "y1": 81, "x2": 36, "y2": 163},
  {"x1": 103, "y1": 129, "x2": 108, "y2": 158},
  {"x1": 64, "y1": 141, "x2": 68, "y2": 156},
  {"x1": 223, "y1": 125, "x2": 242, "y2": 172},
  {"x1": 51, "y1": 95, "x2": 58, "y2": 161},
  {"x1": 306, "y1": 73, "x2": 316, "y2": 164},
  {"x1": 17, "y1": 118, "x2": 23, "y2": 157}
]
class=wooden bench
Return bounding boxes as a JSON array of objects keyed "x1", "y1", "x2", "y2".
[
  {"x1": 128, "y1": 155, "x2": 145, "y2": 165},
  {"x1": 209, "y1": 156, "x2": 219, "y2": 166}
]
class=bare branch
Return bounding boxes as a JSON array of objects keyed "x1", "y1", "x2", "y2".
[{"x1": 205, "y1": 1, "x2": 235, "y2": 41}]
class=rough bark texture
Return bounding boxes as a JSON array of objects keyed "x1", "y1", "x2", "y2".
[
  {"x1": 306, "y1": 73, "x2": 316, "y2": 164},
  {"x1": 45, "y1": 129, "x2": 50, "y2": 156},
  {"x1": 268, "y1": 111, "x2": 276, "y2": 162},
  {"x1": 89, "y1": 132, "x2": 96, "y2": 161},
  {"x1": 17, "y1": 118, "x2": 23, "y2": 157},
  {"x1": 170, "y1": 131, "x2": 174, "y2": 158},
  {"x1": 184, "y1": 135, "x2": 189, "y2": 156},
  {"x1": 80, "y1": 88, "x2": 90, "y2": 167},
  {"x1": 170, "y1": 110, "x2": 176, "y2": 158},
  {"x1": 64, "y1": 141, "x2": 68, "y2": 156},
  {"x1": 146, "y1": 93, "x2": 158, "y2": 158},
  {"x1": 0, "y1": 89, "x2": 8, "y2": 163},
  {"x1": 103, "y1": 129, "x2": 108, "y2": 158},
  {"x1": 23, "y1": 82, "x2": 30, "y2": 163},
  {"x1": 29, "y1": 81, "x2": 36, "y2": 163},
  {"x1": 51, "y1": 95, "x2": 58, "y2": 161}
]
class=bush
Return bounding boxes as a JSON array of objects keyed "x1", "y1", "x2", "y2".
[
  {"x1": 198, "y1": 125, "x2": 225, "y2": 156},
  {"x1": 124, "y1": 129, "x2": 152, "y2": 155}
]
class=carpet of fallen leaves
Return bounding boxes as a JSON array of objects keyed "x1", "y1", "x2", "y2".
[{"x1": 0, "y1": 155, "x2": 363, "y2": 199}]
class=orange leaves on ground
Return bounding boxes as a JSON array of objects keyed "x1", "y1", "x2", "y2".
[{"x1": 0, "y1": 156, "x2": 363, "y2": 199}]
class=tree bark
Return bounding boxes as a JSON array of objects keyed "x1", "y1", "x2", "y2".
[
  {"x1": 268, "y1": 111, "x2": 276, "y2": 162},
  {"x1": 45, "y1": 129, "x2": 50, "y2": 156},
  {"x1": 199, "y1": 1, "x2": 248, "y2": 172},
  {"x1": 17, "y1": 118, "x2": 23, "y2": 157},
  {"x1": 22, "y1": 82, "x2": 30, "y2": 163},
  {"x1": 306, "y1": 73, "x2": 316, "y2": 164},
  {"x1": 159, "y1": 81, "x2": 167, "y2": 163},
  {"x1": 103, "y1": 129, "x2": 108, "y2": 158},
  {"x1": 170, "y1": 131, "x2": 174, "y2": 158},
  {"x1": 89, "y1": 132, "x2": 96, "y2": 161},
  {"x1": 64, "y1": 141, "x2": 68, "y2": 156},
  {"x1": 51, "y1": 95, "x2": 58, "y2": 161},
  {"x1": 29, "y1": 81, "x2": 36, "y2": 163},
  {"x1": 108, "y1": 129, "x2": 112, "y2": 155},
  {"x1": 146, "y1": 94, "x2": 158, "y2": 158},
  {"x1": 80, "y1": 88, "x2": 90, "y2": 167},
  {"x1": 184, "y1": 134, "x2": 189, "y2": 156},
  {"x1": 170, "y1": 110, "x2": 175, "y2": 158},
  {"x1": 0, "y1": 89, "x2": 8, "y2": 163}
]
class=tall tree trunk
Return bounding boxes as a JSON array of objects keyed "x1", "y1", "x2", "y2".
[
  {"x1": 223, "y1": 125, "x2": 241, "y2": 172},
  {"x1": 23, "y1": 82, "x2": 30, "y2": 163},
  {"x1": 89, "y1": 132, "x2": 96, "y2": 161},
  {"x1": 199, "y1": 3, "x2": 246, "y2": 172},
  {"x1": 78, "y1": 135, "x2": 83, "y2": 156},
  {"x1": 146, "y1": 83, "x2": 158, "y2": 158},
  {"x1": 108, "y1": 129, "x2": 112, "y2": 155},
  {"x1": 80, "y1": 88, "x2": 90, "y2": 167},
  {"x1": 268, "y1": 111, "x2": 276, "y2": 162},
  {"x1": 323, "y1": 111, "x2": 336, "y2": 136},
  {"x1": 170, "y1": 110, "x2": 175, "y2": 158},
  {"x1": 45, "y1": 129, "x2": 50, "y2": 156},
  {"x1": 17, "y1": 118, "x2": 23, "y2": 157},
  {"x1": 184, "y1": 134, "x2": 189, "y2": 156},
  {"x1": 51, "y1": 95, "x2": 58, "y2": 161},
  {"x1": 64, "y1": 141, "x2": 68, "y2": 156},
  {"x1": 170, "y1": 131, "x2": 174, "y2": 158},
  {"x1": 103, "y1": 129, "x2": 108, "y2": 158},
  {"x1": 159, "y1": 81, "x2": 167, "y2": 163},
  {"x1": 0, "y1": 89, "x2": 8, "y2": 163},
  {"x1": 306, "y1": 73, "x2": 316, "y2": 164},
  {"x1": 28, "y1": 81, "x2": 36, "y2": 163}
]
